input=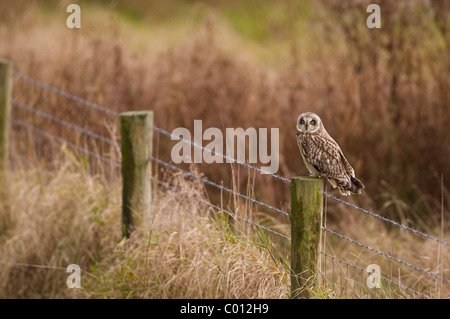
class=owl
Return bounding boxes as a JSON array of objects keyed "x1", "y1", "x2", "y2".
[{"x1": 296, "y1": 112, "x2": 364, "y2": 196}]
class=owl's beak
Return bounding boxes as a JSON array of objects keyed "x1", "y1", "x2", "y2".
[{"x1": 305, "y1": 123, "x2": 309, "y2": 131}]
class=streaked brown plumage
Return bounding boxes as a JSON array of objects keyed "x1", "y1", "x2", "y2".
[{"x1": 296, "y1": 112, "x2": 364, "y2": 196}]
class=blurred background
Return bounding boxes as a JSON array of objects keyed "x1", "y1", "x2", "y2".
[
  {"x1": 0, "y1": 0, "x2": 449, "y2": 299},
  {"x1": 1, "y1": 0, "x2": 449, "y2": 245}
]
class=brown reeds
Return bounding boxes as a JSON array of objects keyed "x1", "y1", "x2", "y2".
[{"x1": 0, "y1": 0, "x2": 448, "y2": 298}]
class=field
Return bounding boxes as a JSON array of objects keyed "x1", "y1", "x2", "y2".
[{"x1": 0, "y1": 0, "x2": 449, "y2": 298}]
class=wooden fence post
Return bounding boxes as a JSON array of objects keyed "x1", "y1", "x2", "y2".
[
  {"x1": 291, "y1": 176, "x2": 323, "y2": 298},
  {"x1": 120, "y1": 111, "x2": 153, "y2": 238},
  {"x1": 0, "y1": 59, "x2": 12, "y2": 173}
]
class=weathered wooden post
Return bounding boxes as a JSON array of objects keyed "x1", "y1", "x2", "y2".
[
  {"x1": 291, "y1": 176, "x2": 323, "y2": 298},
  {"x1": 120, "y1": 111, "x2": 153, "y2": 238},
  {"x1": 0, "y1": 59, "x2": 12, "y2": 173}
]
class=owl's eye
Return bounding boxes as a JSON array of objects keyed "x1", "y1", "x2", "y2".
[
  {"x1": 310, "y1": 120, "x2": 315, "y2": 125},
  {"x1": 300, "y1": 119, "x2": 305, "y2": 125}
]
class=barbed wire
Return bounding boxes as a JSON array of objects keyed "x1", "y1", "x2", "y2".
[
  {"x1": 323, "y1": 227, "x2": 450, "y2": 284},
  {"x1": 13, "y1": 71, "x2": 121, "y2": 117},
  {"x1": 0, "y1": 261, "x2": 69, "y2": 271},
  {"x1": 151, "y1": 155, "x2": 289, "y2": 218},
  {"x1": 321, "y1": 251, "x2": 430, "y2": 299},
  {"x1": 12, "y1": 100, "x2": 120, "y2": 147},
  {"x1": 153, "y1": 125, "x2": 291, "y2": 184},
  {"x1": 0, "y1": 261, "x2": 97, "y2": 279},
  {"x1": 324, "y1": 193, "x2": 450, "y2": 247},
  {"x1": 151, "y1": 176, "x2": 291, "y2": 242},
  {"x1": 11, "y1": 117, "x2": 120, "y2": 168}
]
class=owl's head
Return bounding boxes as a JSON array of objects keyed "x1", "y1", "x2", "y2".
[{"x1": 296, "y1": 112, "x2": 322, "y2": 133}]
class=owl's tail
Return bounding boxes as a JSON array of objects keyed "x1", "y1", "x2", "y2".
[
  {"x1": 336, "y1": 176, "x2": 365, "y2": 195},
  {"x1": 349, "y1": 176, "x2": 365, "y2": 194}
]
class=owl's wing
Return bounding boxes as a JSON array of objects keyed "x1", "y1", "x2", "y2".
[
  {"x1": 337, "y1": 149, "x2": 355, "y2": 177},
  {"x1": 298, "y1": 134, "x2": 352, "y2": 182}
]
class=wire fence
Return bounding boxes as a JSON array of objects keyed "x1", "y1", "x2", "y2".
[{"x1": 7, "y1": 70, "x2": 449, "y2": 299}]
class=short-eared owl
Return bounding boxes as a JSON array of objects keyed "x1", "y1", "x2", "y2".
[{"x1": 296, "y1": 112, "x2": 364, "y2": 196}]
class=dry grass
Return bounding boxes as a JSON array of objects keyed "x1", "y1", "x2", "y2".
[
  {"x1": 0, "y1": 0, "x2": 449, "y2": 298},
  {"x1": 0, "y1": 150, "x2": 447, "y2": 299},
  {"x1": 0, "y1": 152, "x2": 290, "y2": 299},
  {"x1": 0, "y1": 153, "x2": 121, "y2": 298},
  {"x1": 321, "y1": 200, "x2": 450, "y2": 299},
  {"x1": 78, "y1": 178, "x2": 290, "y2": 299}
]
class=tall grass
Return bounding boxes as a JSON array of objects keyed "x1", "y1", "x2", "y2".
[
  {"x1": 0, "y1": 0, "x2": 448, "y2": 298},
  {"x1": 0, "y1": 147, "x2": 447, "y2": 298},
  {"x1": 0, "y1": 152, "x2": 290, "y2": 298}
]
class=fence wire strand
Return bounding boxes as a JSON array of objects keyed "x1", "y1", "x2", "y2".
[
  {"x1": 323, "y1": 227, "x2": 450, "y2": 284},
  {"x1": 13, "y1": 71, "x2": 120, "y2": 117},
  {"x1": 11, "y1": 117, "x2": 120, "y2": 167},
  {"x1": 324, "y1": 192, "x2": 450, "y2": 247},
  {"x1": 0, "y1": 261, "x2": 69, "y2": 271},
  {"x1": 151, "y1": 155, "x2": 289, "y2": 218},
  {"x1": 12, "y1": 99, "x2": 120, "y2": 147},
  {"x1": 151, "y1": 176, "x2": 291, "y2": 242},
  {"x1": 321, "y1": 251, "x2": 431, "y2": 299},
  {"x1": 153, "y1": 125, "x2": 291, "y2": 184}
]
